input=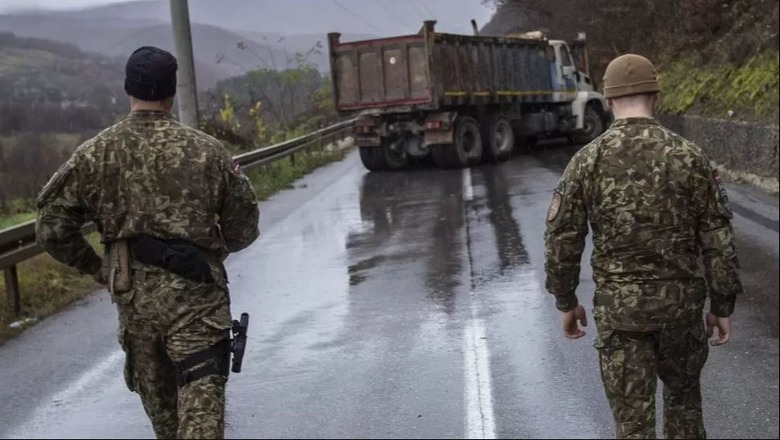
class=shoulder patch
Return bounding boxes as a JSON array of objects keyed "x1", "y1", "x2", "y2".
[{"x1": 547, "y1": 192, "x2": 562, "y2": 222}]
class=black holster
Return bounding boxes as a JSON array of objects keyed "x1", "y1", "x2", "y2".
[
  {"x1": 173, "y1": 338, "x2": 231, "y2": 387},
  {"x1": 172, "y1": 313, "x2": 249, "y2": 387}
]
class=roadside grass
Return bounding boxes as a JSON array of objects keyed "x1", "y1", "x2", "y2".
[
  {"x1": 0, "y1": 140, "x2": 353, "y2": 345},
  {"x1": 0, "y1": 212, "x2": 35, "y2": 230},
  {"x1": 0, "y1": 233, "x2": 101, "y2": 344},
  {"x1": 246, "y1": 140, "x2": 352, "y2": 201}
]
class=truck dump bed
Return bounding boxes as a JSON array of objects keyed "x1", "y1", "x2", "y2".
[{"x1": 328, "y1": 21, "x2": 553, "y2": 114}]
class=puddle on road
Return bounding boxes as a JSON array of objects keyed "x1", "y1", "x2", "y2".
[{"x1": 348, "y1": 255, "x2": 387, "y2": 286}]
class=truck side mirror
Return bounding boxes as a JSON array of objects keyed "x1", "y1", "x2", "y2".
[{"x1": 562, "y1": 65, "x2": 576, "y2": 77}]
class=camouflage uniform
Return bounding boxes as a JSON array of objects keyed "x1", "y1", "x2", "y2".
[
  {"x1": 544, "y1": 117, "x2": 743, "y2": 439},
  {"x1": 36, "y1": 110, "x2": 260, "y2": 439}
]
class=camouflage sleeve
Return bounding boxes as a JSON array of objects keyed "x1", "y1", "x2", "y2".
[
  {"x1": 544, "y1": 156, "x2": 589, "y2": 312},
  {"x1": 692, "y1": 160, "x2": 743, "y2": 317},
  {"x1": 35, "y1": 155, "x2": 102, "y2": 275},
  {"x1": 218, "y1": 157, "x2": 260, "y2": 253}
]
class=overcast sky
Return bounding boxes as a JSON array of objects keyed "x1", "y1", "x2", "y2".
[
  {"x1": 0, "y1": 0, "x2": 130, "y2": 12},
  {"x1": 0, "y1": 0, "x2": 495, "y2": 35}
]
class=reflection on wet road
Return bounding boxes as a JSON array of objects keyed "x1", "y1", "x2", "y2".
[{"x1": 0, "y1": 146, "x2": 777, "y2": 439}]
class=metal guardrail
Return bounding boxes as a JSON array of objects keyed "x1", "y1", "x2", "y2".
[{"x1": 0, "y1": 119, "x2": 355, "y2": 315}]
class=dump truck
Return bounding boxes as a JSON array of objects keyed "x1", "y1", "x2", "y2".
[{"x1": 327, "y1": 21, "x2": 610, "y2": 171}]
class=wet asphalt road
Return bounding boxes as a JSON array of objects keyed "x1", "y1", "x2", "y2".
[{"x1": 0, "y1": 143, "x2": 777, "y2": 439}]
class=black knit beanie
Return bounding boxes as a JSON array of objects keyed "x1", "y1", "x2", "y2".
[{"x1": 124, "y1": 46, "x2": 178, "y2": 101}]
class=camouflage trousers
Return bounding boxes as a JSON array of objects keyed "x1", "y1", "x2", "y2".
[
  {"x1": 114, "y1": 268, "x2": 232, "y2": 439},
  {"x1": 595, "y1": 318, "x2": 709, "y2": 439}
]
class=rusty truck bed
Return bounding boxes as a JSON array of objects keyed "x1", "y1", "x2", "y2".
[{"x1": 328, "y1": 21, "x2": 553, "y2": 114}]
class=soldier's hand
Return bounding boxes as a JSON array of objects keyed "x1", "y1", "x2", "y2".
[
  {"x1": 560, "y1": 304, "x2": 587, "y2": 339},
  {"x1": 706, "y1": 312, "x2": 731, "y2": 346}
]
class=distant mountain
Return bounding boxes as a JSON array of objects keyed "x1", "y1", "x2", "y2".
[
  {"x1": 0, "y1": 0, "x2": 494, "y2": 86},
  {"x1": 46, "y1": 0, "x2": 491, "y2": 36},
  {"x1": 0, "y1": 14, "x2": 293, "y2": 88}
]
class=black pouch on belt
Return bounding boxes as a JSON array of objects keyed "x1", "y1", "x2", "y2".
[{"x1": 130, "y1": 235, "x2": 216, "y2": 283}]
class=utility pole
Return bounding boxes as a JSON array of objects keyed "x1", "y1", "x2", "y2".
[{"x1": 170, "y1": 0, "x2": 199, "y2": 127}]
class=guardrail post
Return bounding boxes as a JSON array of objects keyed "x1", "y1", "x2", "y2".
[
  {"x1": 290, "y1": 152, "x2": 296, "y2": 166},
  {"x1": 4, "y1": 265, "x2": 21, "y2": 316}
]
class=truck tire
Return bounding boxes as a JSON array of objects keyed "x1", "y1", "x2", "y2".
[
  {"x1": 483, "y1": 115, "x2": 514, "y2": 162},
  {"x1": 359, "y1": 139, "x2": 407, "y2": 171},
  {"x1": 432, "y1": 116, "x2": 483, "y2": 169},
  {"x1": 573, "y1": 105, "x2": 605, "y2": 144},
  {"x1": 359, "y1": 147, "x2": 385, "y2": 171}
]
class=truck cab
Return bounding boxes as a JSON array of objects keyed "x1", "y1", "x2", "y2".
[
  {"x1": 550, "y1": 38, "x2": 609, "y2": 137},
  {"x1": 508, "y1": 31, "x2": 609, "y2": 137},
  {"x1": 549, "y1": 40, "x2": 579, "y2": 102},
  {"x1": 551, "y1": 39, "x2": 596, "y2": 93}
]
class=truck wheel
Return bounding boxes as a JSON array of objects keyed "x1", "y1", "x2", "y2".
[
  {"x1": 359, "y1": 139, "x2": 407, "y2": 171},
  {"x1": 432, "y1": 116, "x2": 483, "y2": 169},
  {"x1": 483, "y1": 115, "x2": 514, "y2": 162},
  {"x1": 573, "y1": 105, "x2": 605, "y2": 144},
  {"x1": 359, "y1": 147, "x2": 386, "y2": 171}
]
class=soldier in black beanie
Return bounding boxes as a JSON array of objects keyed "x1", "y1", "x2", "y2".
[
  {"x1": 36, "y1": 45, "x2": 260, "y2": 439},
  {"x1": 124, "y1": 46, "x2": 178, "y2": 103}
]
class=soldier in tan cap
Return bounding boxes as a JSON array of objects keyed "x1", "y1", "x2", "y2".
[{"x1": 544, "y1": 54, "x2": 743, "y2": 439}]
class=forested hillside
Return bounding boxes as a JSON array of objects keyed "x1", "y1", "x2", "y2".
[
  {"x1": 0, "y1": 31, "x2": 126, "y2": 134},
  {"x1": 481, "y1": 0, "x2": 779, "y2": 123},
  {"x1": 0, "y1": 30, "x2": 336, "y2": 217},
  {"x1": 0, "y1": 32, "x2": 127, "y2": 214}
]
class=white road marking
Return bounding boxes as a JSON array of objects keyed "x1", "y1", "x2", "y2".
[
  {"x1": 9, "y1": 349, "x2": 125, "y2": 434},
  {"x1": 464, "y1": 316, "x2": 496, "y2": 439},
  {"x1": 463, "y1": 167, "x2": 474, "y2": 202},
  {"x1": 49, "y1": 350, "x2": 124, "y2": 405},
  {"x1": 462, "y1": 164, "x2": 495, "y2": 438}
]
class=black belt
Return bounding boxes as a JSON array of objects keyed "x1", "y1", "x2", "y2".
[{"x1": 130, "y1": 235, "x2": 216, "y2": 283}]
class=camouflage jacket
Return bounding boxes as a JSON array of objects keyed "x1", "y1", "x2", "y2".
[
  {"x1": 36, "y1": 110, "x2": 260, "y2": 277},
  {"x1": 544, "y1": 117, "x2": 742, "y2": 331}
]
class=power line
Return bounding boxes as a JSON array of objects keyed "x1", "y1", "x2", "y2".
[
  {"x1": 418, "y1": 0, "x2": 436, "y2": 18},
  {"x1": 404, "y1": 0, "x2": 429, "y2": 18},
  {"x1": 373, "y1": 0, "x2": 416, "y2": 32},
  {"x1": 329, "y1": 0, "x2": 383, "y2": 34}
]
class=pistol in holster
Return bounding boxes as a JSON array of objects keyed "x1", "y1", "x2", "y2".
[
  {"x1": 171, "y1": 312, "x2": 249, "y2": 387},
  {"x1": 231, "y1": 312, "x2": 249, "y2": 373},
  {"x1": 103, "y1": 240, "x2": 132, "y2": 293}
]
